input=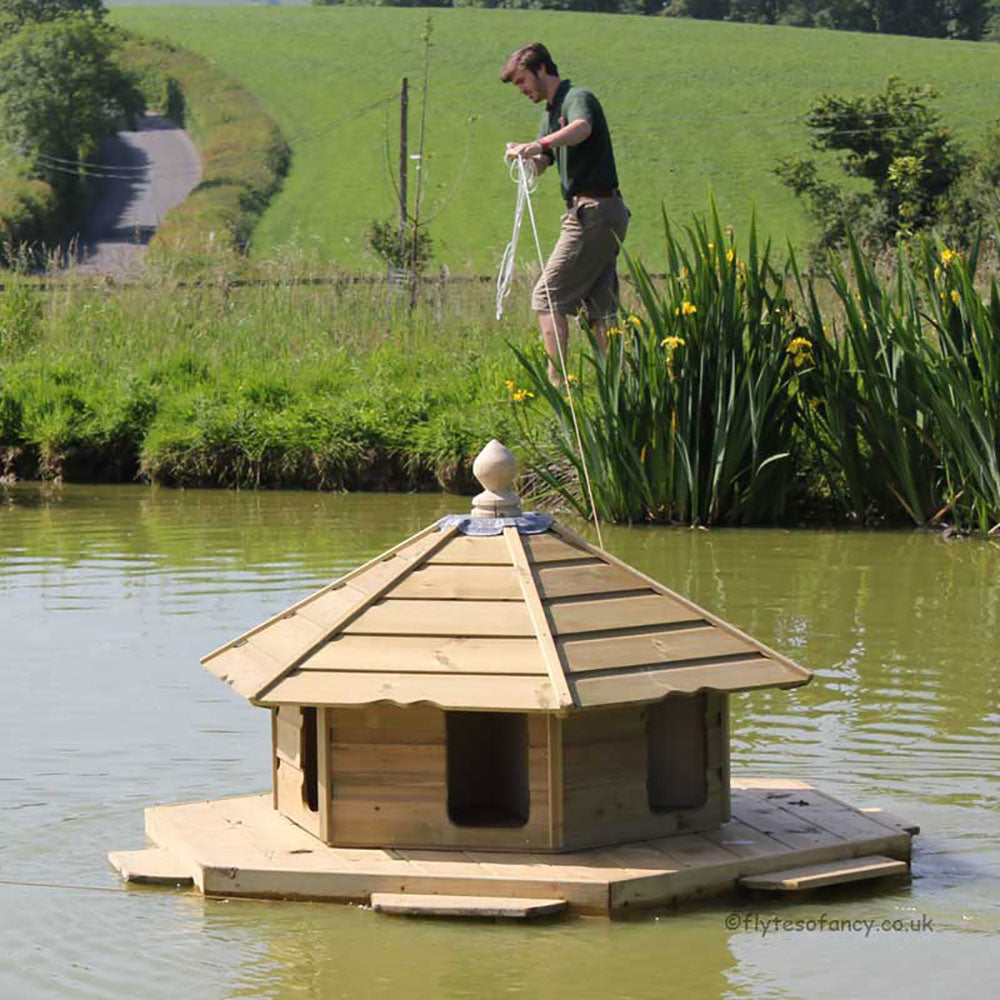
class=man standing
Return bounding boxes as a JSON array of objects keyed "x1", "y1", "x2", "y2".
[{"x1": 502, "y1": 42, "x2": 629, "y2": 388}]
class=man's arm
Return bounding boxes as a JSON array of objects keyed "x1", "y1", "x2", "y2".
[{"x1": 505, "y1": 118, "x2": 593, "y2": 163}]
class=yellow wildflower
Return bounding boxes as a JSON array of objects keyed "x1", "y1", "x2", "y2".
[
  {"x1": 606, "y1": 325, "x2": 622, "y2": 337},
  {"x1": 707, "y1": 242, "x2": 715, "y2": 252},
  {"x1": 787, "y1": 336, "x2": 812, "y2": 369},
  {"x1": 566, "y1": 374, "x2": 579, "y2": 383},
  {"x1": 941, "y1": 247, "x2": 956, "y2": 265},
  {"x1": 726, "y1": 249, "x2": 735, "y2": 263},
  {"x1": 661, "y1": 335, "x2": 686, "y2": 351},
  {"x1": 933, "y1": 266, "x2": 941, "y2": 281},
  {"x1": 511, "y1": 389, "x2": 535, "y2": 402},
  {"x1": 626, "y1": 313, "x2": 642, "y2": 330},
  {"x1": 674, "y1": 300, "x2": 697, "y2": 317},
  {"x1": 951, "y1": 289, "x2": 960, "y2": 305},
  {"x1": 504, "y1": 379, "x2": 516, "y2": 392}
]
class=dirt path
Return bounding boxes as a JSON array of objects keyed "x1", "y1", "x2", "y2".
[{"x1": 74, "y1": 113, "x2": 201, "y2": 277}]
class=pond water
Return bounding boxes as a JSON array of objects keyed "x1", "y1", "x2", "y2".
[{"x1": 2, "y1": 483, "x2": 998, "y2": 999}]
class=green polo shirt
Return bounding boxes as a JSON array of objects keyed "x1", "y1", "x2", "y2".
[{"x1": 539, "y1": 79, "x2": 619, "y2": 203}]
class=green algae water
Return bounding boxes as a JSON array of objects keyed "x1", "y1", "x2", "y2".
[{"x1": 2, "y1": 483, "x2": 998, "y2": 999}]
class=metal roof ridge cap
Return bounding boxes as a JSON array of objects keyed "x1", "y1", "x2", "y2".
[
  {"x1": 503, "y1": 525, "x2": 576, "y2": 711},
  {"x1": 549, "y1": 523, "x2": 812, "y2": 687},
  {"x1": 249, "y1": 522, "x2": 462, "y2": 704}
]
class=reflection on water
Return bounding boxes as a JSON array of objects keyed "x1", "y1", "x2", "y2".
[{"x1": 1, "y1": 483, "x2": 998, "y2": 999}]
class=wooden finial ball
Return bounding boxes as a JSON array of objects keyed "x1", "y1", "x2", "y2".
[
  {"x1": 473, "y1": 439, "x2": 517, "y2": 493},
  {"x1": 471, "y1": 440, "x2": 521, "y2": 518}
]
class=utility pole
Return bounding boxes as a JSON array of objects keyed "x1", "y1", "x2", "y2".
[{"x1": 398, "y1": 77, "x2": 408, "y2": 234}]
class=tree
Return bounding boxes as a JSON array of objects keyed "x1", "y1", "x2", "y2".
[
  {"x1": 775, "y1": 77, "x2": 967, "y2": 253},
  {"x1": 0, "y1": 15, "x2": 144, "y2": 193},
  {"x1": 0, "y1": 0, "x2": 105, "y2": 30}
]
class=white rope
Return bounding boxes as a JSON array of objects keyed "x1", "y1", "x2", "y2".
[
  {"x1": 499, "y1": 152, "x2": 604, "y2": 549},
  {"x1": 495, "y1": 155, "x2": 536, "y2": 320}
]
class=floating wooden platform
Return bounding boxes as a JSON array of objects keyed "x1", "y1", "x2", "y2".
[{"x1": 109, "y1": 778, "x2": 914, "y2": 916}]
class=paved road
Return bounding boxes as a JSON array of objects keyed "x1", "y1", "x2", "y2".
[{"x1": 75, "y1": 113, "x2": 201, "y2": 277}]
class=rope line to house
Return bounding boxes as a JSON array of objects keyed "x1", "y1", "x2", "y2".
[{"x1": 501, "y1": 153, "x2": 604, "y2": 549}]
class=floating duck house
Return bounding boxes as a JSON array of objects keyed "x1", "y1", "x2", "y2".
[{"x1": 111, "y1": 441, "x2": 917, "y2": 917}]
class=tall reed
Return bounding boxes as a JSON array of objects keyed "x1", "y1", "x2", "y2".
[{"x1": 512, "y1": 205, "x2": 801, "y2": 525}]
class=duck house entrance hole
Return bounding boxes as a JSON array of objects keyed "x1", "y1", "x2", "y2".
[
  {"x1": 647, "y1": 694, "x2": 708, "y2": 812},
  {"x1": 446, "y1": 712, "x2": 530, "y2": 828}
]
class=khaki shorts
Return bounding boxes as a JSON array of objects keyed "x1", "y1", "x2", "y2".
[{"x1": 531, "y1": 195, "x2": 630, "y2": 324}]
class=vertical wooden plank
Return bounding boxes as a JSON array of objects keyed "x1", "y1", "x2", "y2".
[
  {"x1": 317, "y1": 707, "x2": 331, "y2": 843},
  {"x1": 547, "y1": 714, "x2": 564, "y2": 849},
  {"x1": 271, "y1": 708, "x2": 279, "y2": 811},
  {"x1": 718, "y1": 694, "x2": 731, "y2": 822},
  {"x1": 503, "y1": 527, "x2": 574, "y2": 710}
]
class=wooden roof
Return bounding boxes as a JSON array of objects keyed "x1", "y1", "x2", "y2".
[{"x1": 202, "y1": 520, "x2": 811, "y2": 712}]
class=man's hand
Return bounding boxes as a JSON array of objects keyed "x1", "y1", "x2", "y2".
[
  {"x1": 504, "y1": 119, "x2": 591, "y2": 163},
  {"x1": 505, "y1": 140, "x2": 546, "y2": 161}
]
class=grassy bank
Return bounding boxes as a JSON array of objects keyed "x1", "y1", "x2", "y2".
[
  {"x1": 0, "y1": 264, "x2": 536, "y2": 490},
  {"x1": 110, "y1": 6, "x2": 1000, "y2": 271},
  {"x1": 3, "y1": 197, "x2": 998, "y2": 535}
]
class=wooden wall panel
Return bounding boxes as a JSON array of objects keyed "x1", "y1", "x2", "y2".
[
  {"x1": 323, "y1": 706, "x2": 552, "y2": 851},
  {"x1": 275, "y1": 756, "x2": 322, "y2": 839},
  {"x1": 559, "y1": 702, "x2": 725, "y2": 850}
]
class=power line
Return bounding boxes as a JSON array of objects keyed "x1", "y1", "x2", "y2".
[{"x1": 24, "y1": 93, "x2": 399, "y2": 182}]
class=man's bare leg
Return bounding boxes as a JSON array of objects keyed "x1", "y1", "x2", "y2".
[
  {"x1": 591, "y1": 319, "x2": 608, "y2": 358},
  {"x1": 539, "y1": 313, "x2": 612, "y2": 388},
  {"x1": 538, "y1": 309, "x2": 570, "y2": 388}
]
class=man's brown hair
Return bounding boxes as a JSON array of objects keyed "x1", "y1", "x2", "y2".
[{"x1": 500, "y1": 42, "x2": 558, "y2": 83}]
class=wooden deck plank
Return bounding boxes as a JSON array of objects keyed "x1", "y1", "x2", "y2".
[
  {"x1": 570, "y1": 657, "x2": 793, "y2": 707},
  {"x1": 536, "y1": 563, "x2": 650, "y2": 600},
  {"x1": 730, "y1": 788, "x2": 841, "y2": 851},
  {"x1": 203, "y1": 642, "x2": 281, "y2": 701},
  {"x1": 343, "y1": 600, "x2": 535, "y2": 637},
  {"x1": 560, "y1": 628, "x2": 758, "y2": 673},
  {"x1": 521, "y1": 533, "x2": 591, "y2": 563},
  {"x1": 305, "y1": 635, "x2": 547, "y2": 675},
  {"x1": 730, "y1": 777, "x2": 814, "y2": 791},
  {"x1": 860, "y1": 807, "x2": 920, "y2": 836},
  {"x1": 703, "y1": 818, "x2": 790, "y2": 861},
  {"x1": 295, "y1": 585, "x2": 372, "y2": 630},
  {"x1": 739, "y1": 855, "x2": 909, "y2": 891},
  {"x1": 107, "y1": 848, "x2": 194, "y2": 885},
  {"x1": 389, "y1": 564, "x2": 522, "y2": 601},
  {"x1": 757, "y1": 788, "x2": 908, "y2": 843},
  {"x1": 425, "y1": 534, "x2": 511, "y2": 565},
  {"x1": 262, "y1": 670, "x2": 560, "y2": 711},
  {"x1": 370, "y1": 893, "x2": 567, "y2": 918},
  {"x1": 547, "y1": 595, "x2": 703, "y2": 635}
]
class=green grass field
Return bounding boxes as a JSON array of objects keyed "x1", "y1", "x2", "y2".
[{"x1": 109, "y1": 7, "x2": 1000, "y2": 273}]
